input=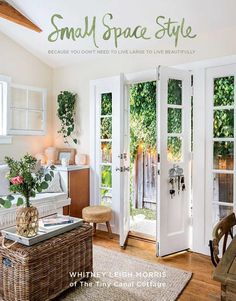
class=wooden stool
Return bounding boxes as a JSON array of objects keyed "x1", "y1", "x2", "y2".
[{"x1": 82, "y1": 205, "x2": 113, "y2": 238}]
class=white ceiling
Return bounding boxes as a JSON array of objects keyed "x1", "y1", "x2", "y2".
[{"x1": 0, "y1": 0, "x2": 236, "y2": 68}]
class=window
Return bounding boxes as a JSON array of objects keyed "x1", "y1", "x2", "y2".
[
  {"x1": 0, "y1": 76, "x2": 46, "y2": 140},
  {"x1": 0, "y1": 75, "x2": 11, "y2": 144},
  {"x1": 8, "y1": 84, "x2": 47, "y2": 135}
]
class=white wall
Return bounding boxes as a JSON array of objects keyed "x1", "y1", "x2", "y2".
[{"x1": 0, "y1": 32, "x2": 53, "y2": 162}]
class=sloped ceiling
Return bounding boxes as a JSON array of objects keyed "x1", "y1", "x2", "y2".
[{"x1": 0, "y1": 0, "x2": 235, "y2": 68}]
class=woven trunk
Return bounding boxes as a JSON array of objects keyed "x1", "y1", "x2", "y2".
[{"x1": 16, "y1": 206, "x2": 39, "y2": 237}]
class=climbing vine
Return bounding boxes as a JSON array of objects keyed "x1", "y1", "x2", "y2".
[{"x1": 57, "y1": 91, "x2": 78, "y2": 144}]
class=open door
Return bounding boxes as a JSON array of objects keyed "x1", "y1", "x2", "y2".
[
  {"x1": 157, "y1": 66, "x2": 192, "y2": 256},
  {"x1": 90, "y1": 74, "x2": 129, "y2": 245}
]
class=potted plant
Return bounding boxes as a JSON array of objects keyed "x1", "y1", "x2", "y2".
[
  {"x1": 57, "y1": 91, "x2": 78, "y2": 145},
  {"x1": 0, "y1": 154, "x2": 55, "y2": 237}
]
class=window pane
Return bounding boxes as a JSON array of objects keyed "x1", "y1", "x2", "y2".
[
  {"x1": 101, "y1": 142, "x2": 112, "y2": 163},
  {"x1": 213, "y1": 173, "x2": 233, "y2": 203},
  {"x1": 101, "y1": 165, "x2": 112, "y2": 188},
  {"x1": 168, "y1": 79, "x2": 182, "y2": 105},
  {"x1": 213, "y1": 110, "x2": 234, "y2": 138},
  {"x1": 11, "y1": 87, "x2": 27, "y2": 108},
  {"x1": 11, "y1": 109, "x2": 26, "y2": 129},
  {"x1": 167, "y1": 137, "x2": 182, "y2": 162},
  {"x1": 100, "y1": 189, "x2": 112, "y2": 207},
  {"x1": 214, "y1": 76, "x2": 234, "y2": 106},
  {"x1": 28, "y1": 111, "x2": 43, "y2": 130},
  {"x1": 28, "y1": 90, "x2": 43, "y2": 110},
  {"x1": 100, "y1": 117, "x2": 112, "y2": 139},
  {"x1": 101, "y1": 93, "x2": 112, "y2": 115},
  {"x1": 168, "y1": 108, "x2": 182, "y2": 133},
  {"x1": 213, "y1": 141, "x2": 234, "y2": 170},
  {"x1": 212, "y1": 204, "x2": 233, "y2": 226}
]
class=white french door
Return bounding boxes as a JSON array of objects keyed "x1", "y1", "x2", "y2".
[
  {"x1": 205, "y1": 65, "x2": 236, "y2": 246},
  {"x1": 157, "y1": 66, "x2": 192, "y2": 256},
  {"x1": 90, "y1": 75, "x2": 130, "y2": 246}
]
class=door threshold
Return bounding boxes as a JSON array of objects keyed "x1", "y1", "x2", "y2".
[{"x1": 128, "y1": 231, "x2": 156, "y2": 243}]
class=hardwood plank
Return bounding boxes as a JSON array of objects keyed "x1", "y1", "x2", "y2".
[
  {"x1": 0, "y1": 1, "x2": 42, "y2": 32},
  {"x1": 93, "y1": 230, "x2": 221, "y2": 301}
]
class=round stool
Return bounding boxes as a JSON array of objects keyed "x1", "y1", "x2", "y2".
[{"x1": 82, "y1": 205, "x2": 113, "y2": 238}]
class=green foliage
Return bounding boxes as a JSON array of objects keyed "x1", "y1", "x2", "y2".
[
  {"x1": 57, "y1": 91, "x2": 78, "y2": 145},
  {"x1": 0, "y1": 155, "x2": 54, "y2": 209},
  {"x1": 130, "y1": 81, "x2": 157, "y2": 161},
  {"x1": 168, "y1": 108, "x2": 182, "y2": 133},
  {"x1": 101, "y1": 166, "x2": 112, "y2": 188},
  {"x1": 101, "y1": 93, "x2": 112, "y2": 115},
  {"x1": 168, "y1": 79, "x2": 182, "y2": 105},
  {"x1": 214, "y1": 110, "x2": 234, "y2": 138},
  {"x1": 101, "y1": 118, "x2": 112, "y2": 139},
  {"x1": 213, "y1": 77, "x2": 234, "y2": 158},
  {"x1": 214, "y1": 77, "x2": 234, "y2": 106}
]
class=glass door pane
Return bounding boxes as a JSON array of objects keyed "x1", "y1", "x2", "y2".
[
  {"x1": 167, "y1": 79, "x2": 183, "y2": 163},
  {"x1": 212, "y1": 75, "x2": 235, "y2": 226},
  {"x1": 99, "y1": 93, "x2": 113, "y2": 207}
]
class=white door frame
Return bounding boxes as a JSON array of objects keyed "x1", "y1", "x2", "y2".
[
  {"x1": 205, "y1": 64, "x2": 236, "y2": 250},
  {"x1": 177, "y1": 56, "x2": 236, "y2": 255},
  {"x1": 90, "y1": 75, "x2": 124, "y2": 234},
  {"x1": 157, "y1": 66, "x2": 192, "y2": 256}
]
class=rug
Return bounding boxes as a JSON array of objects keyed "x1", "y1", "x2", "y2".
[{"x1": 57, "y1": 245, "x2": 192, "y2": 301}]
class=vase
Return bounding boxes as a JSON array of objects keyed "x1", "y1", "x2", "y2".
[{"x1": 16, "y1": 206, "x2": 39, "y2": 237}]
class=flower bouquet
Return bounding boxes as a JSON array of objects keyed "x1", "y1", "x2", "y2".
[{"x1": 0, "y1": 154, "x2": 55, "y2": 237}]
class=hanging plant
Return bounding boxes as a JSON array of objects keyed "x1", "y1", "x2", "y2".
[{"x1": 57, "y1": 91, "x2": 78, "y2": 144}]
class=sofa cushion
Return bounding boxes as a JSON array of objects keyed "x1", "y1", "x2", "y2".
[
  {"x1": 0, "y1": 165, "x2": 10, "y2": 196},
  {"x1": 41, "y1": 171, "x2": 62, "y2": 193}
]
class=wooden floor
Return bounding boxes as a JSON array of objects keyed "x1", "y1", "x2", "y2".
[{"x1": 93, "y1": 231, "x2": 221, "y2": 301}]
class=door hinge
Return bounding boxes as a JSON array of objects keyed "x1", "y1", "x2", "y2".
[
  {"x1": 116, "y1": 167, "x2": 124, "y2": 172},
  {"x1": 118, "y1": 153, "x2": 127, "y2": 160}
]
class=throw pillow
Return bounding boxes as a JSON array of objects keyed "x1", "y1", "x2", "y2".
[{"x1": 41, "y1": 171, "x2": 62, "y2": 193}]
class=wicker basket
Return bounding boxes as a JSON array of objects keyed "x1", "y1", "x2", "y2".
[{"x1": 0, "y1": 224, "x2": 93, "y2": 301}]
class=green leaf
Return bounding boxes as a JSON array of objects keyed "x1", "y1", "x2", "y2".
[
  {"x1": 37, "y1": 186, "x2": 42, "y2": 193},
  {"x1": 17, "y1": 197, "x2": 24, "y2": 206},
  {"x1": 3, "y1": 200, "x2": 12, "y2": 209},
  {"x1": 7, "y1": 195, "x2": 14, "y2": 201},
  {"x1": 45, "y1": 174, "x2": 52, "y2": 181},
  {"x1": 0, "y1": 198, "x2": 5, "y2": 206},
  {"x1": 50, "y1": 171, "x2": 54, "y2": 177},
  {"x1": 41, "y1": 182, "x2": 49, "y2": 190},
  {"x1": 73, "y1": 139, "x2": 78, "y2": 144},
  {"x1": 50, "y1": 165, "x2": 56, "y2": 170}
]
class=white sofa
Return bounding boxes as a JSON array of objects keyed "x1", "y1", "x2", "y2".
[{"x1": 0, "y1": 166, "x2": 71, "y2": 230}]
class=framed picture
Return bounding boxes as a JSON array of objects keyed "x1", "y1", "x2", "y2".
[{"x1": 55, "y1": 148, "x2": 76, "y2": 165}]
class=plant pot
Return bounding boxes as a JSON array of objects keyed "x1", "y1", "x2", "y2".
[{"x1": 16, "y1": 206, "x2": 39, "y2": 237}]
